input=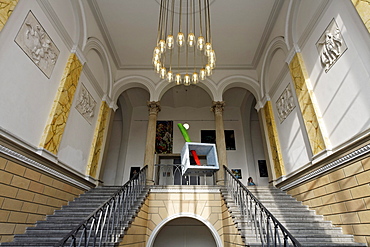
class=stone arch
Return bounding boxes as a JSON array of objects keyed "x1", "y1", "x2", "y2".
[
  {"x1": 71, "y1": 0, "x2": 87, "y2": 49},
  {"x1": 112, "y1": 75, "x2": 155, "y2": 104},
  {"x1": 146, "y1": 213, "x2": 223, "y2": 247},
  {"x1": 260, "y1": 36, "x2": 289, "y2": 97},
  {"x1": 83, "y1": 37, "x2": 113, "y2": 99},
  {"x1": 153, "y1": 77, "x2": 218, "y2": 102},
  {"x1": 284, "y1": 0, "x2": 301, "y2": 51},
  {"x1": 218, "y1": 75, "x2": 261, "y2": 102}
]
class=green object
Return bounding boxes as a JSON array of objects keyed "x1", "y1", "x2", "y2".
[{"x1": 177, "y1": 123, "x2": 191, "y2": 142}]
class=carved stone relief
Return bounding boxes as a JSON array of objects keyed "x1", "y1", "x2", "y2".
[
  {"x1": 14, "y1": 11, "x2": 59, "y2": 78},
  {"x1": 276, "y1": 85, "x2": 295, "y2": 123},
  {"x1": 75, "y1": 84, "x2": 96, "y2": 124},
  {"x1": 316, "y1": 19, "x2": 347, "y2": 72}
]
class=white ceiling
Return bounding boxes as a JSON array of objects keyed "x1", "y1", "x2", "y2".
[
  {"x1": 88, "y1": 0, "x2": 284, "y2": 108},
  {"x1": 89, "y1": 0, "x2": 283, "y2": 70}
]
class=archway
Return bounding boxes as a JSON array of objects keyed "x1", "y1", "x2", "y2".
[{"x1": 147, "y1": 214, "x2": 222, "y2": 247}]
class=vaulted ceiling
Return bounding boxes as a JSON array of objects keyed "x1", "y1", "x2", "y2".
[{"x1": 88, "y1": 0, "x2": 284, "y2": 108}]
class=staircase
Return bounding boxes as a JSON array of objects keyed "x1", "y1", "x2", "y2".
[
  {"x1": 221, "y1": 186, "x2": 366, "y2": 247},
  {"x1": 0, "y1": 186, "x2": 149, "y2": 247}
]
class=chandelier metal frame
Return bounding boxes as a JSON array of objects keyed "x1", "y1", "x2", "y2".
[{"x1": 153, "y1": 0, "x2": 216, "y2": 86}]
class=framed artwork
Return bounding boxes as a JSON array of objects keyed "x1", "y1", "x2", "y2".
[
  {"x1": 258, "y1": 160, "x2": 268, "y2": 177},
  {"x1": 156, "y1": 121, "x2": 173, "y2": 154},
  {"x1": 201, "y1": 130, "x2": 236, "y2": 150},
  {"x1": 231, "y1": 169, "x2": 242, "y2": 179}
]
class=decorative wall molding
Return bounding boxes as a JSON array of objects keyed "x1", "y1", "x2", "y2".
[
  {"x1": 15, "y1": 11, "x2": 59, "y2": 78},
  {"x1": 75, "y1": 83, "x2": 96, "y2": 124},
  {"x1": 316, "y1": 18, "x2": 347, "y2": 72},
  {"x1": 0, "y1": 144, "x2": 91, "y2": 190},
  {"x1": 276, "y1": 84, "x2": 296, "y2": 123},
  {"x1": 280, "y1": 143, "x2": 370, "y2": 191}
]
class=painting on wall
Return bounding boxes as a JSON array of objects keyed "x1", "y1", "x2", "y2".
[
  {"x1": 14, "y1": 11, "x2": 60, "y2": 78},
  {"x1": 258, "y1": 160, "x2": 269, "y2": 177},
  {"x1": 156, "y1": 121, "x2": 173, "y2": 154},
  {"x1": 232, "y1": 169, "x2": 242, "y2": 179},
  {"x1": 201, "y1": 130, "x2": 236, "y2": 150}
]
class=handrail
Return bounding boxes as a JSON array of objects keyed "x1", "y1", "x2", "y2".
[
  {"x1": 224, "y1": 165, "x2": 301, "y2": 247},
  {"x1": 55, "y1": 165, "x2": 148, "y2": 247}
]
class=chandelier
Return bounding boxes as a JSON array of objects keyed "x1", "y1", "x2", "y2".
[{"x1": 153, "y1": 0, "x2": 216, "y2": 86}]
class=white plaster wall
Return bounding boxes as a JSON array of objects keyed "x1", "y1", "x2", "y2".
[
  {"x1": 0, "y1": 1, "x2": 70, "y2": 146},
  {"x1": 270, "y1": 77, "x2": 311, "y2": 176},
  {"x1": 102, "y1": 109, "x2": 122, "y2": 185},
  {"x1": 298, "y1": 0, "x2": 370, "y2": 149},
  {"x1": 58, "y1": 72, "x2": 101, "y2": 174}
]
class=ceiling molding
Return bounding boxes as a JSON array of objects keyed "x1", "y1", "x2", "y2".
[
  {"x1": 297, "y1": 0, "x2": 330, "y2": 49},
  {"x1": 37, "y1": 0, "x2": 74, "y2": 51},
  {"x1": 251, "y1": 0, "x2": 285, "y2": 68},
  {"x1": 88, "y1": 0, "x2": 121, "y2": 68}
]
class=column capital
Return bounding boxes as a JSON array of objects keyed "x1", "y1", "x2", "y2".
[
  {"x1": 147, "y1": 101, "x2": 161, "y2": 115},
  {"x1": 211, "y1": 101, "x2": 225, "y2": 114}
]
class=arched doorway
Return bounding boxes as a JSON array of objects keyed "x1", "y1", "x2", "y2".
[{"x1": 147, "y1": 214, "x2": 222, "y2": 247}]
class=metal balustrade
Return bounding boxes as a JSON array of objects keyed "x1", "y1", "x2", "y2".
[
  {"x1": 56, "y1": 166, "x2": 148, "y2": 247},
  {"x1": 155, "y1": 164, "x2": 216, "y2": 185},
  {"x1": 224, "y1": 166, "x2": 301, "y2": 247}
]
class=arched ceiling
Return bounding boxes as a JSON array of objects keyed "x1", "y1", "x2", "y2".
[{"x1": 88, "y1": 0, "x2": 284, "y2": 70}]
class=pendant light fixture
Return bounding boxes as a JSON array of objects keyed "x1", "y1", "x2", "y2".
[{"x1": 153, "y1": 0, "x2": 216, "y2": 86}]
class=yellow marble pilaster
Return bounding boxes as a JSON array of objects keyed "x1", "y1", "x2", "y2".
[
  {"x1": 289, "y1": 53, "x2": 328, "y2": 155},
  {"x1": 39, "y1": 53, "x2": 83, "y2": 154},
  {"x1": 352, "y1": 0, "x2": 370, "y2": 32},
  {"x1": 0, "y1": 0, "x2": 19, "y2": 32},
  {"x1": 263, "y1": 101, "x2": 285, "y2": 178},
  {"x1": 86, "y1": 101, "x2": 111, "y2": 178}
]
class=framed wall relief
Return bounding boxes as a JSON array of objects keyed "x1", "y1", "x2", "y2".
[
  {"x1": 15, "y1": 11, "x2": 59, "y2": 78},
  {"x1": 276, "y1": 85, "x2": 296, "y2": 123},
  {"x1": 316, "y1": 18, "x2": 347, "y2": 72},
  {"x1": 156, "y1": 121, "x2": 173, "y2": 154},
  {"x1": 75, "y1": 84, "x2": 96, "y2": 124}
]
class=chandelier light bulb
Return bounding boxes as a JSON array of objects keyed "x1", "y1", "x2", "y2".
[
  {"x1": 204, "y1": 42, "x2": 212, "y2": 56},
  {"x1": 184, "y1": 74, "x2": 191, "y2": 86},
  {"x1": 177, "y1": 32, "x2": 185, "y2": 47},
  {"x1": 188, "y1": 33, "x2": 195, "y2": 47},
  {"x1": 197, "y1": 36, "x2": 205, "y2": 50},
  {"x1": 199, "y1": 68, "x2": 206, "y2": 80},
  {"x1": 167, "y1": 71, "x2": 174, "y2": 82},
  {"x1": 158, "y1": 39, "x2": 166, "y2": 53},
  {"x1": 192, "y1": 72, "x2": 199, "y2": 84},
  {"x1": 160, "y1": 67, "x2": 167, "y2": 79},
  {"x1": 209, "y1": 50, "x2": 216, "y2": 62},
  {"x1": 175, "y1": 73, "x2": 182, "y2": 85},
  {"x1": 155, "y1": 62, "x2": 162, "y2": 73},
  {"x1": 153, "y1": 46, "x2": 161, "y2": 55},
  {"x1": 205, "y1": 64, "x2": 212, "y2": 76},
  {"x1": 166, "y1": 35, "x2": 174, "y2": 49},
  {"x1": 152, "y1": 54, "x2": 160, "y2": 65}
]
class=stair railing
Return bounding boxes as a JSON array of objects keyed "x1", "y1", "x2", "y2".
[
  {"x1": 55, "y1": 165, "x2": 148, "y2": 247},
  {"x1": 224, "y1": 166, "x2": 301, "y2": 247}
]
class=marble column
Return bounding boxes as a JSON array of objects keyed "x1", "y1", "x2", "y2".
[
  {"x1": 263, "y1": 101, "x2": 285, "y2": 179},
  {"x1": 289, "y1": 53, "x2": 329, "y2": 155},
  {"x1": 144, "y1": 101, "x2": 161, "y2": 185},
  {"x1": 39, "y1": 53, "x2": 83, "y2": 154},
  {"x1": 86, "y1": 101, "x2": 112, "y2": 180},
  {"x1": 211, "y1": 101, "x2": 228, "y2": 185},
  {"x1": 0, "y1": 0, "x2": 19, "y2": 32},
  {"x1": 351, "y1": 0, "x2": 370, "y2": 32}
]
